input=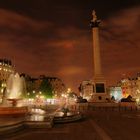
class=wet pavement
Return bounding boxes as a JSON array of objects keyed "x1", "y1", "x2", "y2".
[{"x1": 1, "y1": 111, "x2": 140, "y2": 140}]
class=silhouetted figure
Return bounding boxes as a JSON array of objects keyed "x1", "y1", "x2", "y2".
[
  {"x1": 121, "y1": 95, "x2": 134, "y2": 102},
  {"x1": 76, "y1": 96, "x2": 87, "y2": 103}
]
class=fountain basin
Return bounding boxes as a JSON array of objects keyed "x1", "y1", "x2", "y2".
[
  {"x1": 53, "y1": 111, "x2": 82, "y2": 123},
  {"x1": 25, "y1": 115, "x2": 54, "y2": 128},
  {"x1": 25, "y1": 108, "x2": 54, "y2": 128},
  {"x1": 7, "y1": 98, "x2": 22, "y2": 107},
  {"x1": 0, "y1": 106, "x2": 28, "y2": 117}
]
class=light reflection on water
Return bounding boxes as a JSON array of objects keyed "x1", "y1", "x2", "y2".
[
  {"x1": 54, "y1": 111, "x2": 74, "y2": 117},
  {"x1": 31, "y1": 108, "x2": 45, "y2": 115},
  {"x1": 28, "y1": 108, "x2": 46, "y2": 121},
  {"x1": 30, "y1": 114, "x2": 45, "y2": 121},
  {"x1": 67, "y1": 112, "x2": 73, "y2": 116}
]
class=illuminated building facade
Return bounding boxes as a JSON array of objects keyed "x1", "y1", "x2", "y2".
[
  {"x1": 79, "y1": 80, "x2": 94, "y2": 100},
  {"x1": 108, "y1": 73, "x2": 140, "y2": 102},
  {"x1": 118, "y1": 74, "x2": 140, "y2": 100},
  {"x1": 0, "y1": 59, "x2": 14, "y2": 82},
  {"x1": 0, "y1": 59, "x2": 15, "y2": 102}
]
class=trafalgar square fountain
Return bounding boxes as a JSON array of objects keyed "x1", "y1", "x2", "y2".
[
  {"x1": 0, "y1": 73, "x2": 83, "y2": 139},
  {"x1": 0, "y1": 72, "x2": 82, "y2": 123},
  {"x1": 0, "y1": 73, "x2": 28, "y2": 116}
]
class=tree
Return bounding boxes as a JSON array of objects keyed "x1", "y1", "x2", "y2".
[{"x1": 39, "y1": 78, "x2": 53, "y2": 98}]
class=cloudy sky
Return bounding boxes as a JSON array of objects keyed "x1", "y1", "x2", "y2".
[{"x1": 0, "y1": 0, "x2": 140, "y2": 92}]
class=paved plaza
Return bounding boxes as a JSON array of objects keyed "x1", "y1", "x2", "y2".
[{"x1": 1, "y1": 110, "x2": 140, "y2": 140}]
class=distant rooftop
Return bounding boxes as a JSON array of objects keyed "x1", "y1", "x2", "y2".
[{"x1": 0, "y1": 59, "x2": 12, "y2": 65}]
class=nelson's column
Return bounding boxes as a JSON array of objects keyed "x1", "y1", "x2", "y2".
[{"x1": 90, "y1": 10, "x2": 109, "y2": 102}]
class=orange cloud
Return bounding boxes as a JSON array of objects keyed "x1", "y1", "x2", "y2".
[
  {"x1": 100, "y1": 6, "x2": 140, "y2": 85},
  {"x1": 0, "y1": 9, "x2": 52, "y2": 31},
  {"x1": 0, "y1": 6, "x2": 139, "y2": 92}
]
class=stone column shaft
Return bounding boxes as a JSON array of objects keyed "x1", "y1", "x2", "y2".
[{"x1": 92, "y1": 27, "x2": 102, "y2": 77}]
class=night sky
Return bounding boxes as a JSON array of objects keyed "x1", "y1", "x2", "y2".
[{"x1": 0, "y1": 0, "x2": 140, "y2": 92}]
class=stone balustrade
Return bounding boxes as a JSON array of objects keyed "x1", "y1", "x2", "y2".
[{"x1": 68, "y1": 102, "x2": 137, "y2": 112}]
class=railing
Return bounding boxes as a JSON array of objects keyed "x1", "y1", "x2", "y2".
[{"x1": 68, "y1": 102, "x2": 137, "y2": 112}]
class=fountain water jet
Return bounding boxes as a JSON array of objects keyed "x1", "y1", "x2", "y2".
[
  {"x1": 2, "y1": 73, "x2": 26, "y2": 106},
  {"x1": 0, "y1": 73, "x2": 28, "y2": 116}
]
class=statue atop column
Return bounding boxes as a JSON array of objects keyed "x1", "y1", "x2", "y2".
[
  {"x1": 92, "y1": 10, "x2": 97, "y2": 21},
  {"x1": 90, "y1": 10, "x2": 100, "y2": 28}
]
